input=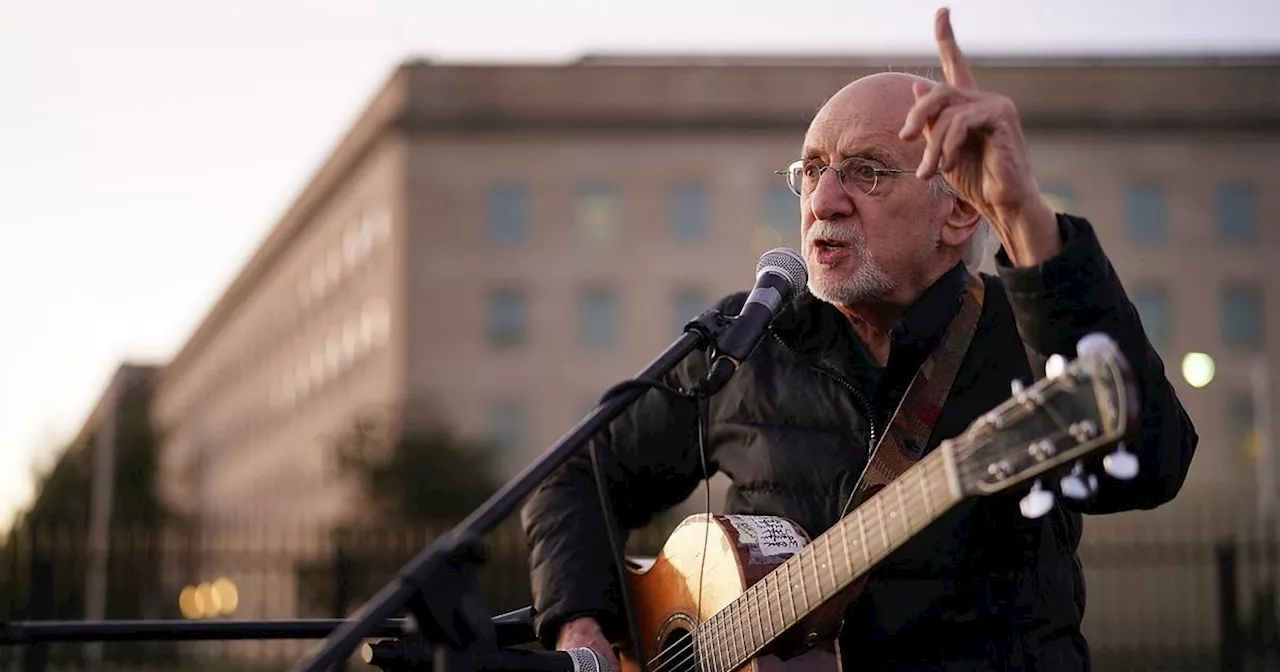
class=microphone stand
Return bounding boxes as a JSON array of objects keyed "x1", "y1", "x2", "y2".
[{"x1": 294, "y1": 309, "x2": 735, "y2": 672}]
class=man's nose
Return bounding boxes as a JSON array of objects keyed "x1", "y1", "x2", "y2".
[{"x1": 808, "y1": 169, "x2": 854, "y2": 222}]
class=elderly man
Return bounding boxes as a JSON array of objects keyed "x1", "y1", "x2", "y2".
[{"x1": 521, "y1": 8, "x2": 1197, "y2": 671}]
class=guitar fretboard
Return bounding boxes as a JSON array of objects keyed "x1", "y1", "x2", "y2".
[{"x1": 686, "y1": 446, "x2": 963, "y2": 672}]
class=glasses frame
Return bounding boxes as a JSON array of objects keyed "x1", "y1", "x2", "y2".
[{"x1": 774, "y1": 156, "x2": 914, "y2": 198}]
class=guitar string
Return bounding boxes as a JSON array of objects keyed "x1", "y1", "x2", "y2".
[
  {"x1": 640, "y1": 457, "x2": 955, "y2": 672},
  {"x1": 642, "y1": 399, "x2": 1094, "y2": 672},
  {"x1": 642, "y1": 458, "x2": 948, "y2": 672},
  {"x1": 650, "y1": 425, "x2": 1077, "y2": 672},
  {"x1": 649, "y1": 428, "x2": 1087, "y2": 672},
  {"x1": 639, "y1": 367, "x2": 1105, "y2": 672}
]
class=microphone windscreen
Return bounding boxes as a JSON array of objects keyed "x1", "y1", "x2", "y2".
[{"x1": 755, "y1": 247, "x2": 808, "y2": 300}]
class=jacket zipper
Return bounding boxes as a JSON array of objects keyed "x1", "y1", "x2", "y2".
[{"x1": 768, "y1": 330, "x2": 880, "y2": 520}]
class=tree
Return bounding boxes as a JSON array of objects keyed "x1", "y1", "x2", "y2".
[
  {"x1": 331, "y1": 413, "x2": 503, "y2": 526},
  {"x1": 0, "y1": 366, "x2": 176, "y2": 667},
  {"x1": 301, "y1": 413, "x2": 518, "y2": 617}
]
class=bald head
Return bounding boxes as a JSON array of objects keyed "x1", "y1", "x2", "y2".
[{"x1": 808, "y1": 72, "x2": 936, "y2": 162}]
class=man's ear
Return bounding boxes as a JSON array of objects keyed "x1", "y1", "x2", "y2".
[{"x1": 938, "y1": 196, "x2": 983, "y2": 249}]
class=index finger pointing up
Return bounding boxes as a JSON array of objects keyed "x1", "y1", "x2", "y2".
[{"x1": 935, "y1": 7, "x2": 977, "y2": 89}]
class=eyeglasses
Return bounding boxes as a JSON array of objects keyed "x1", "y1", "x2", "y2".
[{"x1": 775, "y1": 156, "x2": 913, "y2": 198}]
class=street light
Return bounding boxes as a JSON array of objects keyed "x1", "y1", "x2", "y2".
[{"x1": 1181, "y1": 352, "x2": 1216, "y2": 388}]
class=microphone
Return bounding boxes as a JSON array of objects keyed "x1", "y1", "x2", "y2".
[
  {"x1": 699, "y1": 247, "x2": 808, "y2": 395},
  {"x1": 362, "y1": 640, "x2": 613, "y2": 672}
]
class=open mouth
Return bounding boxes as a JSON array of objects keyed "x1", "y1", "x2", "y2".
[{"x1": 813, "y1": 238, "x2": 850, "y2": 251}]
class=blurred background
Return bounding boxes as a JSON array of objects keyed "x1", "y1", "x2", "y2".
[{"x1": 2, "y1": 0, "x2": 1278, "y2": 669}]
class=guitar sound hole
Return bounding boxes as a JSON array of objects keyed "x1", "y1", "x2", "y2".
[
  {"x1": 662, "y1": 626, "x2": 692, "y2": 652},
  {"x1": 652, "y1": 620, "x2": 696, "y2": 667}
]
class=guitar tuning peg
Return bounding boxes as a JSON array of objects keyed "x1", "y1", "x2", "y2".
[
  {"x1": 1060, "y1": 462, "x2": 1099, "y2": 501},
  {"x1": 1103, "y1": 442, "x2": 1140, "y2": 480},
  {"x1": 1019, "y1": 479, "x2": 1055, "y2": 519},
  {"x1": 1045, "y1": 354, "x2": 1068, "y2": 379},
  {"x1": 1076, "y1": 332, "x2": 1119, "y2": 357}
]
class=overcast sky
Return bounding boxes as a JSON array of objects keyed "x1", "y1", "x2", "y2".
[{"x1": 1, "y1": 0, "x2": 1276, "y2": 529}]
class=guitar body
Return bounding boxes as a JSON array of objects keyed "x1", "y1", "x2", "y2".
[{"x1": 621, "y1": 514, "x2": 858, "y2": 672}]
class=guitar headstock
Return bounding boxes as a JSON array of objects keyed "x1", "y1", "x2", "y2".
[{"x1": 946, "y1": 332, "x2": 1141, "y2": 518}]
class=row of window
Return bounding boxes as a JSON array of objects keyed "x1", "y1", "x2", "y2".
[
  {"x1": 1042, "y1": 180, "x2": 1259, "y2": 247},
  {"x1": 487, "y1": 178, "x2": 1259, "y2": 250},
  {"x1": 487, "y1": 287, "x2": 713, "y2": 349},
  {"x1": 1131, "y1": 282, "x2": 1265, "y2": 352},
  {"x1": 268, "y1": 297, "x2": 391, "y2": 409},
  {"x1": 489, "y1": 281, "x2": 1268, "y2": 354},
  {"x1": 296, "y1": 209, "x2": 391, "y2": 311},
  {"x1": 486, "y1": 182, "x2": 798, "y2": 248},
  {"x1": 170, "y1": 207, "x2": 392, "y2": 426}
]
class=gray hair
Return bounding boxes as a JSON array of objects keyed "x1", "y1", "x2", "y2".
[{"x1": 928, "y1": 175, "x2": 996, "y2": 271}]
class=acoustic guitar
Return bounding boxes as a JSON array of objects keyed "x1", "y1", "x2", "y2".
[{"x1": 617, "y1": 333, "x2": 1140, "y2": 672}]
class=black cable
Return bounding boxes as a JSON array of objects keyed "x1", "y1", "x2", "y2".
[
  {"x1": 588, "y1": 377, "x2": 704, "y2": 672},
  {"x1": 588, "y1": 442, "x2": 646, "y2": 672},
  {"x1": 585, "y1": 310, "x2": 727, "y2": 672}
]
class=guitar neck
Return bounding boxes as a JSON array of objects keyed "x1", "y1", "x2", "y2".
[{"x1": 692, "y1": 444, "x2": 964, "y2": 672}]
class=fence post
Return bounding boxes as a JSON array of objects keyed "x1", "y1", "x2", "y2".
[
  {"x1": 332, "y1": 538, "x2": 350, "y2": 619},
  {"x1": 331, "y1": 535, "x2": 351, "y2": 672},
  {"x1": 1219, "y1": 539, "x2": 1244, "y2": 672},
  {"x1": 22, "y1": 527, "x2": 50, "y2": 672}
]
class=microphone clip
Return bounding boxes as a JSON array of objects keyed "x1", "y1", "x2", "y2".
[
  {"x1": 682, "y1": 307, "x2": 735, "y2": 348},
  {"x1": 678, "y1": 309, "x2": 739, "y2": 398}
]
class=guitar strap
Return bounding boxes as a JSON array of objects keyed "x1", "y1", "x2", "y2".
[{"x1": 841, "y1": 271, "x2": 986, "y2": 516}]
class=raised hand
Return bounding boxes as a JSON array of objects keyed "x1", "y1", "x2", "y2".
[{"x1": 899, "y1": 7, "x2": 1061, "y2": 266}]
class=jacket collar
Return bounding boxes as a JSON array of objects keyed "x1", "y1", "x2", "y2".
[{"x1": 770, "y1": 261, "x2": 973, "y2": 380}]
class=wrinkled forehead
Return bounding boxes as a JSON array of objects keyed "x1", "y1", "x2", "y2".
[{"x1": 802, "y1": 76, "x2": 924, "y2": 164}]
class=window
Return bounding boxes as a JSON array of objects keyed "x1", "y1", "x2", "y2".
[
  {"x1": 1130, "y1": 285, "x2": 1172, "y2": 349},
  {"x1": 487, "y1": 402, "x2": 527, "y2": 456},
  {"x1": 487, "y1": 288, "x2": 527, "y2": 348},
  {"x1": 1216, "y1": 181, "x2": 1257, "y2": 244},
  {"x1": 342, "y1": 317, "x2": 360, "y2": 361},
  {"x1": 487, "y1": 184, "x2": 528, "y2": 245},
  {"x1": 1041, "y1": 183, "x2": 1076, "y2": 214},
  {"x1": 669, "y1": 182, "x2": 708, "y2": 244},
  {"x1": 578, "y1": 288, "x2": 618, "y2": 349},
  {"x1": 1221, "y1": 282, "x2": 1265, "y2": 351},
  {"x1": 363, "y1": 209, "x2": 391, "y2": 245},
  {"x1": 759, "y1": 185, "x2": 801, "y2": 253},
  {"x1": 672, "y1": 290, "x2": 710, "y2": 338},
  {"x1": 575, "y1": 184, "x2": 621, "y2": 245},
  {"x1": 343, "y1": 224, "x2": 367, "y2": 266},
  {"x1": 1124, "y1": 183, "x2": 1167, "y2": 246},
  {"x1": 361, "y1": 298, "x2": 390, "y2": 349},
  {"x1": 1225, "y1": 392, "x2": 1258, "y2": 463}
]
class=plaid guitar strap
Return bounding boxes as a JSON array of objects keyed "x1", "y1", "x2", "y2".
[{"x1": 842, "y1": 271, "x2": 986, "y2": 515}]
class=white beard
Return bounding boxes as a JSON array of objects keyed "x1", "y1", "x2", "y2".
[{"x1": 803, "y1": 222, "x2": 896, "y2": 305}]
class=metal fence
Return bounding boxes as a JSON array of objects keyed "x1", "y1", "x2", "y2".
[{"x1": 0, "y1": 514, "x2": 1277, "y2": 672}]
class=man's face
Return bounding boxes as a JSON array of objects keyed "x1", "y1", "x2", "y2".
[{"x1": 797, "y1": 75, "x2": 953, "y2": 308}]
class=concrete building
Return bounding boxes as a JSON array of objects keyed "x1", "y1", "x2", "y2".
[{"x1": 149, "y1": 57, "x2": 1280, "y2": 645}]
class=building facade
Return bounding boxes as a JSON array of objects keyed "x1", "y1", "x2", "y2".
[{"x1": 148, "y1": 57, "x2": 1280, "y2": 633}]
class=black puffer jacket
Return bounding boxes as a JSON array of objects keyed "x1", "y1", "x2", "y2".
[{"x1": 520, "y1": 215, "x2": 1198, "y2": 671}]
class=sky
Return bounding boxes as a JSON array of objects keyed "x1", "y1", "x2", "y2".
[{"x1": 1, "y1": 0, "x2": 1277, "y2": 529}]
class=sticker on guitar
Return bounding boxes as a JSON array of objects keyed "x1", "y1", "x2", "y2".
[{"x1": 724, "y1": 515, "x2": 805, "y2": 557}]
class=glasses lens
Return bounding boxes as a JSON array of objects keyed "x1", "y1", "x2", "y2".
[
  {"x1": 784, "y1": 160, "x2": 806, "y2": 196},
  {"x1": 840, "y1": 158, "x2": 880, "y2": 195}
]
